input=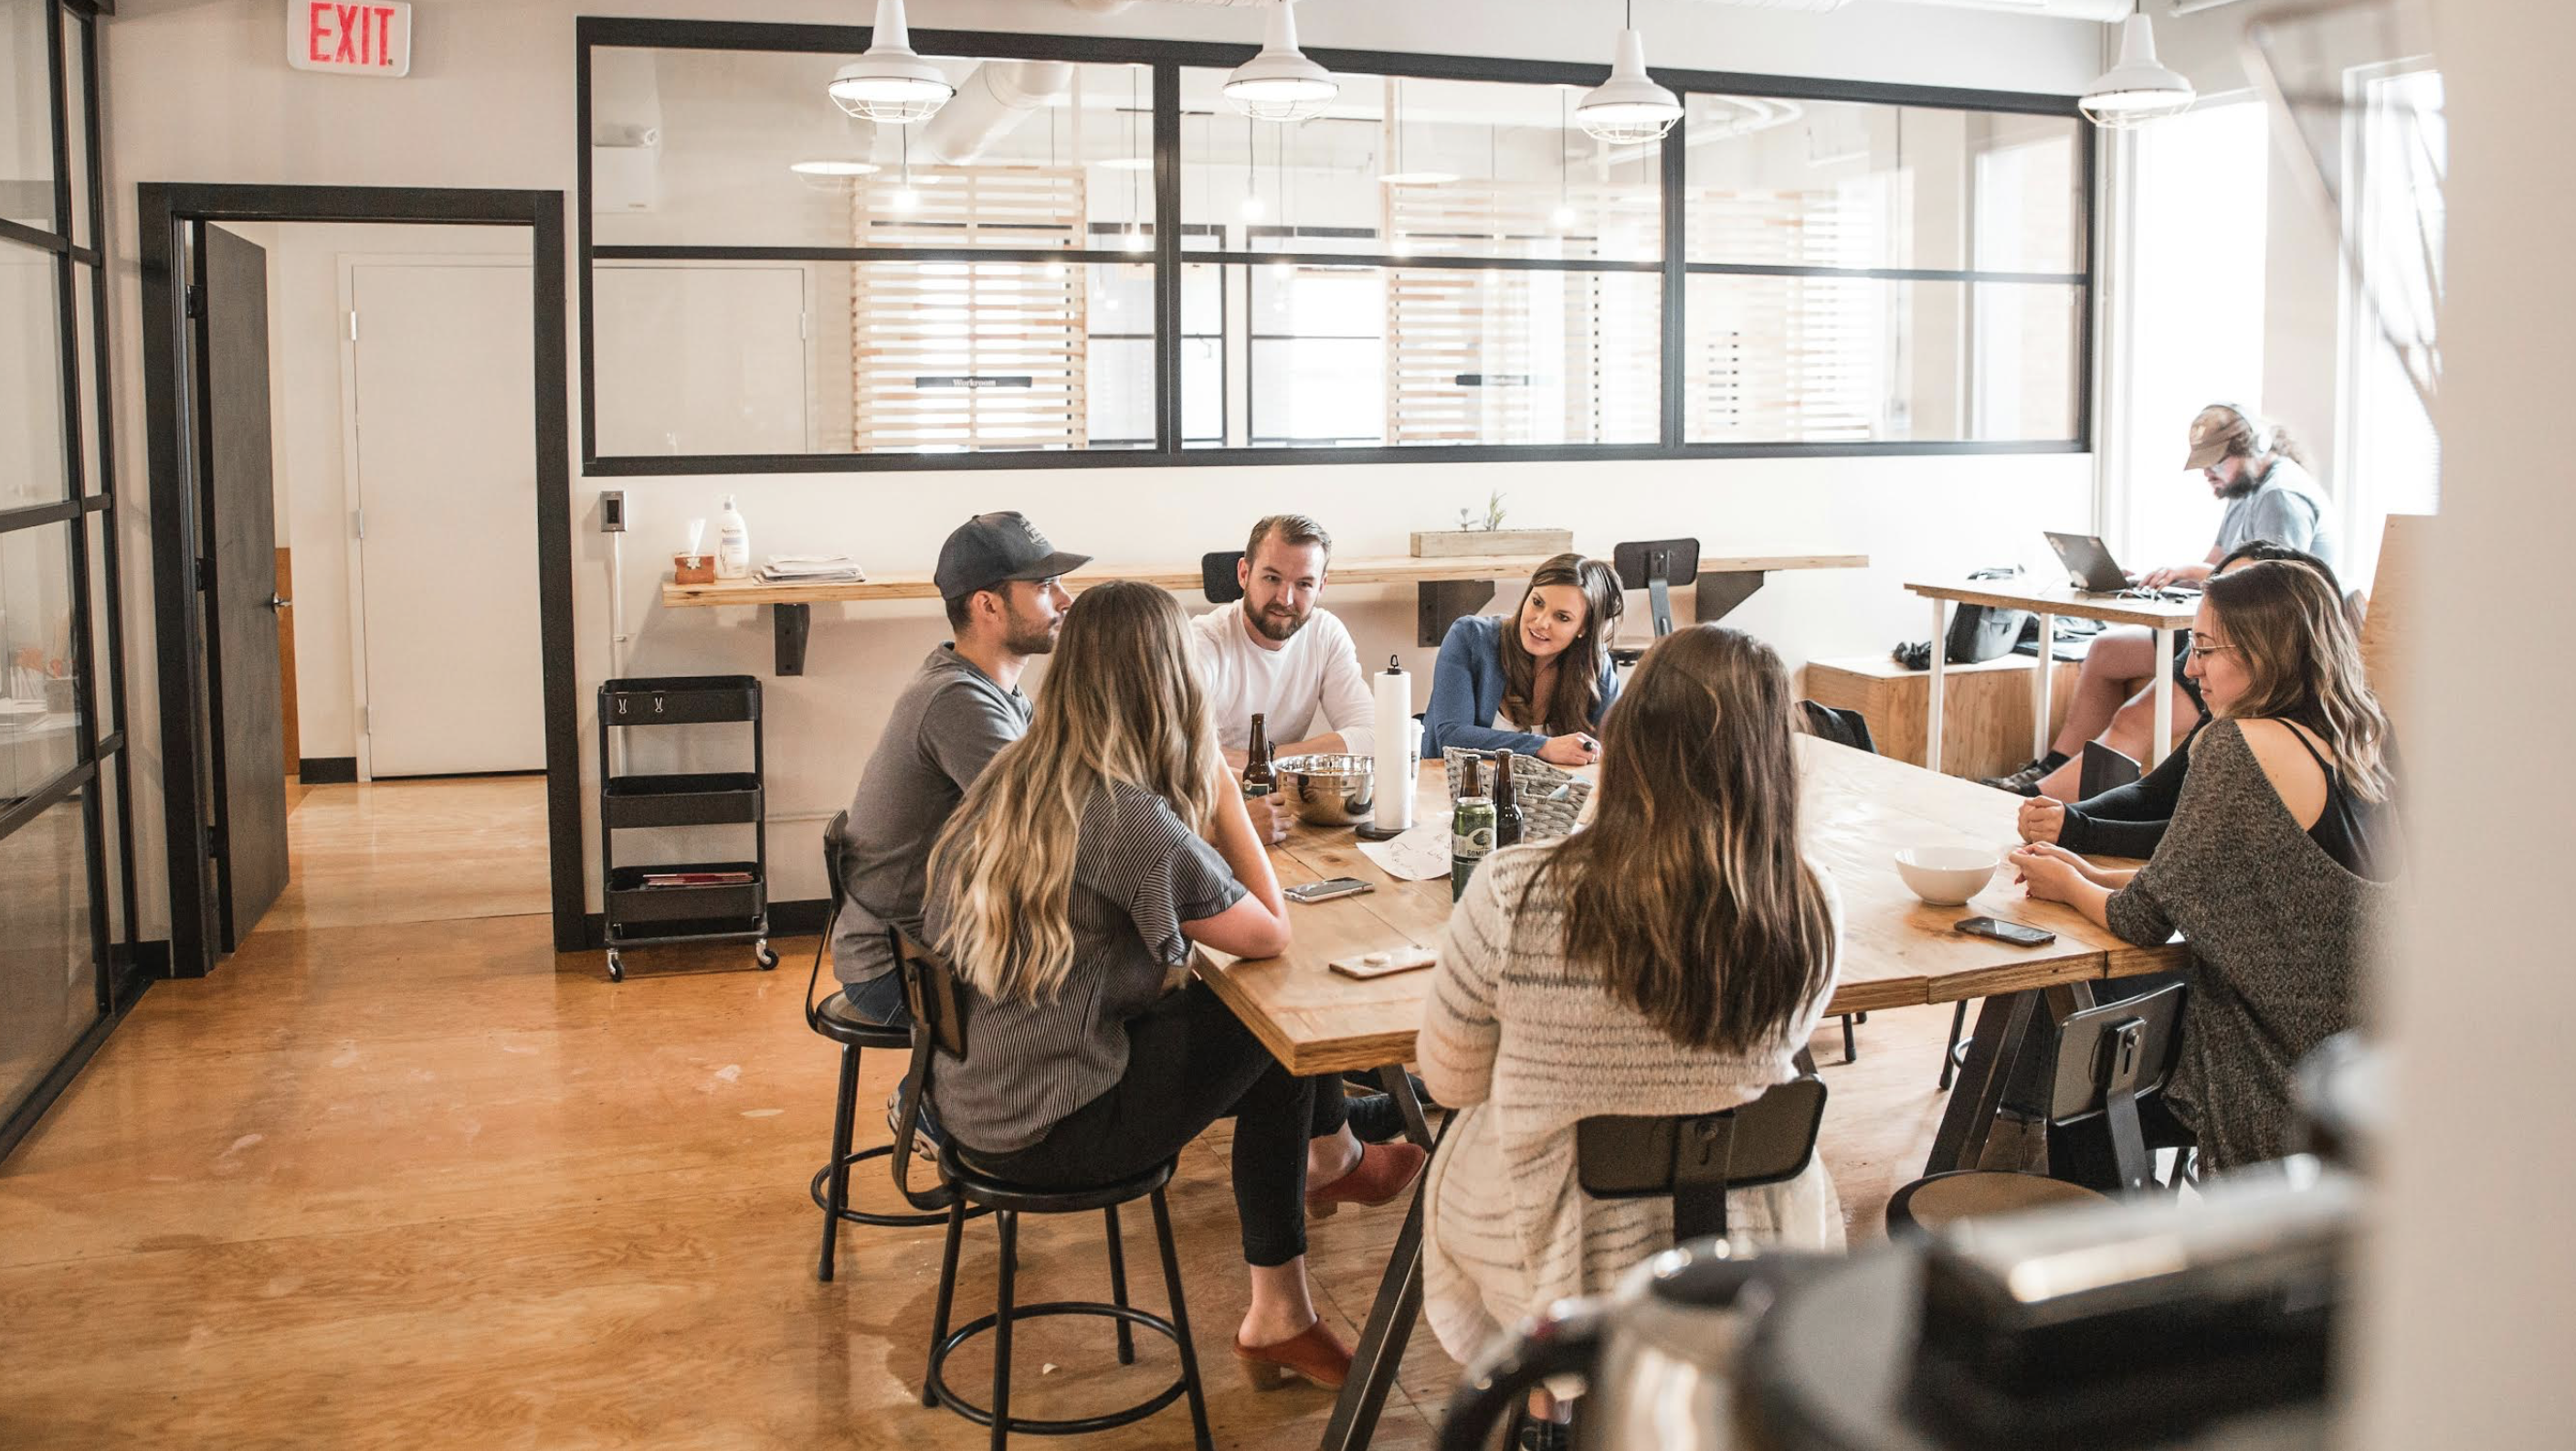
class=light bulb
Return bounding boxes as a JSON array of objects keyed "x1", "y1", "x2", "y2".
[
  {"x1": 1240, "y1": 194, "x2": 1266, "y2": 221},
  {"x1": 1552, "y1": 203, "x2": 1579, "y2": 230},
  {"x1": 1124, "y1": 225, "x2": 1150, "y2": 252},
  {"x1": 891, "y1": 186, "x2": 921, "y2": 213}
]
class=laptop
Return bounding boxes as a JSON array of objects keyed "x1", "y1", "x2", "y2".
[{"x1": 2044, "y1": 532, "x2": 2139, "y2": 594}]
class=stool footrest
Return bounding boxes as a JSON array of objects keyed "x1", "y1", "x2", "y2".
[
  {"x1": 928, "y1": 1300, "x2": 1191, "y2": 1435},
  {"x1": 809, "y1": 1149, "x2": 978, "y2": 1229}
]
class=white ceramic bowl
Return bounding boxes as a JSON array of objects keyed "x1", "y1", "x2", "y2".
[{"x1": 1894, "y1": 845, "x2": 2001, "y2": 906}]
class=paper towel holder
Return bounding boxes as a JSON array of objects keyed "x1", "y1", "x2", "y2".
[{"x1": 1357, "y1": 655, "x2": 1419, "y2": 842}]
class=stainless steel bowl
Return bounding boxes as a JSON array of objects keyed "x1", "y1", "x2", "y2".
[{"x1": 1272, "y1": 752, "x2": 1378, "y2": 827}]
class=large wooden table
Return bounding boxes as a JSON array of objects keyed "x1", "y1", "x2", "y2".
[
  {"x1": 663, "y1": 550, "x2": 1867, "y2": 675},
  {"x1": 1904, "y1": 577, "x2": 2201, "y2": 775},
  {"x1": 1206, "y1": 741, "x2": 2187, "y2": 1451}
]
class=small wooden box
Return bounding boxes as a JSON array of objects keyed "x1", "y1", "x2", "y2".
[
  {"x1": 1802, "y1": 653, "x2": 2083, "y2": 781},
  {"x1": 673, "y1": 553, "x2": 714, "y2": 586},
  {"x1": 1410, "y1": 528, "x2": 1575, "y2": 559}
]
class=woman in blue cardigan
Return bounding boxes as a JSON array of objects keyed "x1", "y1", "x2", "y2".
[{"x1": 1422, "y1": 553, "x2": 1624, "y2": 767}]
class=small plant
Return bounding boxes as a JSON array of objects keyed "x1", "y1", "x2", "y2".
[{"x1": 1454, "y1": 490, "x2": 1509, "y2": 532}]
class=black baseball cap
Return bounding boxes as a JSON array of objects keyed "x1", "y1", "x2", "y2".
[{"x1": 933, "y1": 512, "x2": 1091, "y2": 601}]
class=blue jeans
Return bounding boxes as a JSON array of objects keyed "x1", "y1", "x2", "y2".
[{"x1": 842, "y1": 970, "x2": 912, "y2": 1028}]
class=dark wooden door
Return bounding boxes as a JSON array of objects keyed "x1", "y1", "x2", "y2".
[{"x1": 195, "y1": 224, "x2": 290, "y2": 950}]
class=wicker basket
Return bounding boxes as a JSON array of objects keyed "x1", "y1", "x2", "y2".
[{"x1": 1441, "y1": 747, "x2": 1590, "y2": 841}]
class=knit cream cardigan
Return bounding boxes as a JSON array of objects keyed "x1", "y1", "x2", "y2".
[{"x1": 1418, "y1": 842, "x2": 1848, "y2": 1361}]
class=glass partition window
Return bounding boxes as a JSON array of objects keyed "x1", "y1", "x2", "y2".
[
  {"x1": 2, "y1": 238, "x2": 67, "y2": 508},
  {"x1": 0, "y1": 0, "x2": 57, "y2": 234},
  {"x1": 0, "y1": 796, "x2": 94, "y2": 1110},
  {"x1": 578, "y1": 21, "x2": 2092, "y2": 467}
]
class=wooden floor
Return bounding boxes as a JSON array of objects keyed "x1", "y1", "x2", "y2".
[
  {"x1": 0, "y1": 782, "x2": 1969, "y2": 1449},
  {"x1": 268, "y1": 774, "x2": 553, "y2": 931}
]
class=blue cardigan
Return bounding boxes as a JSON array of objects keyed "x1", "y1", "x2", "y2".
[{"x1": 1420, "y1": 614, "x2": 1621, "y2": 757}]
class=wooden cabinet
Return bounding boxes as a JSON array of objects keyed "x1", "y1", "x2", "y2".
[{"x1": 1802, "y1": 653, "x2": 2082, "y2": 780}]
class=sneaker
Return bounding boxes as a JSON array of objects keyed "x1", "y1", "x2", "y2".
[
  {"x1": 884, "y1": 1085, "x2": 944, "y2": 1161},
  {"x1": 1980, "y1": 759, "x2": 2049, "y2": 797}
]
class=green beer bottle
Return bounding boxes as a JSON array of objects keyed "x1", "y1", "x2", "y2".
[{"x1": 1452, "y1": 754, "x2": 1495, "y2": 902}]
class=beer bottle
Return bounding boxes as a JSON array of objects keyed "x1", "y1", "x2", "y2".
[
  {"x1": 1452, "y1": 755, "x2": 1496, "y2": 902},
  {"x1": 1243, "y1": 713, "x2": 1276, "y2": 793},
  {"x1": 1492, "y1": 748, "x2": 1525, "y2": 850}
]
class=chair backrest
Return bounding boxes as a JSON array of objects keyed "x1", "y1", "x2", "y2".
[
  {"x1": 1575, "y1": 1074, "x2": 1828, "y2": 1244},
  {"x1": 807, "y1": 810, "x2": 857, "y2": 1029},
  {"x1": 887, "y1": 929, "x2": 971, "y2": 1208},
  {"x1": 2358, "y1": 513, "x2": 2427, "y2": 739},
  {"x1": 2045, "y1": 981, "x2": 2188, "y2": 1192},
  {"x1": 1799, "y1": 700, "x2": 1877, "y2": 756},
  {"x1": 1201, "y1": 550, "x2": 1245, "y2": 605},
  {"x1": 2078, "y1": 743, "x2": 2142, "y2": 799},
  {"x1": 1611, "y1": 538, "x2": 1702, "y2": 640}
]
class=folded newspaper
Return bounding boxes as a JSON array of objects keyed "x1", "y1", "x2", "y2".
[{"x1": 755, "y1": 554, "x2": 865, "y2": 584}]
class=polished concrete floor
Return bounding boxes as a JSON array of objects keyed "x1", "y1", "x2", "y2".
[{"x1": 0, "y1": 778, "x2": 1965, "y2": 1447}]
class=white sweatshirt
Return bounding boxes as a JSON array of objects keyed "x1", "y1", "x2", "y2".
[{"x1": 1188, "y1": 601, "x2": 1378, "y2": 760}]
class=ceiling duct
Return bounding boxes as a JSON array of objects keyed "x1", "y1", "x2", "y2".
[{"x1": 915, "y1": 60, "x2": 1076, "y2": 164}]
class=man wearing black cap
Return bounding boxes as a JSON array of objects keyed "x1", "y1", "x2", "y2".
[{"x1": 829, "y1": 512, "x2": 1091, "y2": 1032}]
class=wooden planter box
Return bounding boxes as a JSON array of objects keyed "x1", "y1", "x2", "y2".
[{"x1": 1409, "y1": 528, "x2": 1574, "y2": 559}]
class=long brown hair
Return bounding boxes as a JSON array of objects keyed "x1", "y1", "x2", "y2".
[
  {"x1": 1533, "y1": 625, "x2": 1836, "y2": 1054},
  {"x1": 928, "y1": 581, "x2": 1221, "y2": 1002},
  {"x1": 2200, "y1": 558, "x2": 2393, "y2": 802},
  {"x1": 1498, "y1": 553, "x2": 1624, "y2": 736}
]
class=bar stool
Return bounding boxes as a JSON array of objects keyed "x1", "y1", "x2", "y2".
[
  {"x1": 807, "y1": 811, "x2": 963, "y2": 1284},
  {"x1": 892, "y1": 930, "x2": 1216, "y2": 1451}
]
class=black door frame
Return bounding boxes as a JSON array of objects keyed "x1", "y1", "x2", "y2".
[{"x1": 138, "y1": 184, "x2": 581, "y2": 975}]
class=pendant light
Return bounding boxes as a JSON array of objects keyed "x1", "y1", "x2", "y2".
[
  {"x1": 829, "y1": 0, "x2": 955, "y2": 125},
  {"x1": 1577, "y1": 0, "x2": 1682, "y2": 146},
  {"x1": 2079, "y1": 13, "x2": 2196, "y2": 129},
  {"x1": 1224, "y1": 0, "x2": 1337, "y2": 123}
]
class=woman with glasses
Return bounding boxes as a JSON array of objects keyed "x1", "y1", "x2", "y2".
[{"x1": 2011, "y1": 557, "x2": 2400, "y2": 1173}]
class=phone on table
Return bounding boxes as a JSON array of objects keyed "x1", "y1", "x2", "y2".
[
  {"x1": 1328, "y1": 944, "x2": 1436, "y2": 980},
  {"x1": 1954, "y1": 916, "x2": 2057, "y2": 948},
  {"x1": 1285, "y1": 876, "x2": 1375, "y2": 905}
]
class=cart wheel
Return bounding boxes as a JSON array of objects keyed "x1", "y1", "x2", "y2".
[
  {"x1": 755, "y1": 938, "x2": 778, "y2": 970},
  {"x1": 606, "y1": 948, "x2": 624, "y2": 982}
]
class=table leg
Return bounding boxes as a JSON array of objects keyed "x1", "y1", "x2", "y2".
[
  {"x1": 2151, "y1": 626, "x2": 2177, "y2": 766},
  {"x1": 1379, "y1": 1063, "x2": 1436, "y2": 1149},
  {"x1": 1926, "y1": 598, "x2": 1948, "y2": 776},
  {"x1": 2032, "y1": 612, "x2": 2055, "y2": 766},
  {"x1": 1320, "y1": 1107, "x2": 1448, "y2": 1451},
  {"x1": 1923, "y1": 990, "x2": 2040, "y2": 1177}
]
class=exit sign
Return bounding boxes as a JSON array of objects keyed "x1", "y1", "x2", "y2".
[{"x1": 289, "y1": 2, "x2": 413, "y2": 78}]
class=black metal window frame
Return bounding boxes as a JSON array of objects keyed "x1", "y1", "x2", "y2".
[
  {"x1": 2, "y1": 0, "x2": 145, "y2": 1159},
  {"x1": 575, "y1": 16, "x2": 2094, "y2": 477}
]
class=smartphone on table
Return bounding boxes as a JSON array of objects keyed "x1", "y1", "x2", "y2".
[
  {"x1": 1954, "y1": 916, "x2": 2057, "y2": 948},
  {"x1": 1285, "y1": 876, "x2": 1374, "y2": 905}
]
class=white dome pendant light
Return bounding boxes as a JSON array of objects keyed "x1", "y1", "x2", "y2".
[
  {"x1": 829, "y1": 0, "x2": 955, "y2": 125},
  {"x1": 1224, "y1": 0, "x2": 1337, "y2": 123},
  {"x1": 2079, "y1": 12, "x2": 2196, "y2": 129},
  {"x1": 1577, "y1": 0, "x2": 1683, "y2": 146}
]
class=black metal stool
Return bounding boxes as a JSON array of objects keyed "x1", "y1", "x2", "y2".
[
  {"x1": 894, "y1": 931, "x2": 1215, "y2": 1451},
  {"x1": 807, "y1": 811, "x2": 968, "y2": 1283}
]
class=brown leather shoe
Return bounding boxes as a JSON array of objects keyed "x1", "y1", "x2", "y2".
[
  {"x1": 1233, "y1": 1319, "x2": 1352, "y2": 1391},
  {"x1": 1305, "y1": 1139, "x2": 1428, "y2": 1219}
]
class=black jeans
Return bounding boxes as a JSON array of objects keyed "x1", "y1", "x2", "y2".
[{"x1": 975, "y1": 981, "x2": 1346, "y2": 1268}]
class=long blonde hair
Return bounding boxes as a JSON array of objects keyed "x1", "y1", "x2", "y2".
[
  {"x1": 928, "y1": 581, "x2": 1221, "y2": 1002},
  {"x1": 1533, "y1": 625, "x2": 1836, "y2": 1054},
  {"x1": 2201, "y1": 558, "x2": 2394, "y2": 803}
]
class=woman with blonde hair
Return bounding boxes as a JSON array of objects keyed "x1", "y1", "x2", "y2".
[
  {"x1": 1421, "y1": 552, "x2": 1625, "y2": 767},
  {"x1": 2013, "y1": 558, "x2": 2400, "y2": 1172},
  {"x1": 922, "y1": 580, "x2": 1422, "y2": 1392},
  {"x1": 1419, "y1": 624, "x2": 1846, "y2": 1379}
]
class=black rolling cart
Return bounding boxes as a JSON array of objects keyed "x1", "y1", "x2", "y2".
[{"x1": 597, "y1": 674, "x2": 777, "y2": 981}]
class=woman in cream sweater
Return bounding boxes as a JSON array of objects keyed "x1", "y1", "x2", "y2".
[{"x1": 1420, "y1": 625, "x2": 1847, "y2": 1377}]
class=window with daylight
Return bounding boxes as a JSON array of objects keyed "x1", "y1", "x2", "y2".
[
  {"x1": 576, "y1": 19, "x2": 2093, "y2": 472},
  {"x1": 2341, "y1": 62, "x2": 2443, "y2": 581},
  {"x1": 2, "y1": 0, "x2": 139, "y2": 1149}
]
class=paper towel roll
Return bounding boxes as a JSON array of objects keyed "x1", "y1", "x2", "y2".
[{"x1": 1372, "y1": 655, "x2": 1415, "y2": 832}]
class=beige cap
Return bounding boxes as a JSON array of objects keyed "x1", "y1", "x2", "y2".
[{"x1": 2185, "y1": 404, "x2": 2254, "y2": 471}]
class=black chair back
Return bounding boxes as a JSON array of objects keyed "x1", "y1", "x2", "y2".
[
  {"x1": 2044, "y1": 981, "x2": 2188, "y2": 1192},
  {"x1": 1800, "y1": 700, "x2": 1877, "y2": 756},
  {"x1": 1610, "y1": 538, "x2": 1701, "y2": 641},
  {"x1": 805, "y1": 810, "x2": 856, "y2": 1032},
  {"x1": 1575, "y1": 1074, "x2": 1828, "y2": 1244},
  {"x1": 1200, "y1": 550, "x2": 1245, "y2": 605},
  {"x1": 2079, "y1": 742, "x2": 2143, "y2": 799},
  {"x1": 885, "y1": 929, "x2": 972, "y2": 1209}
]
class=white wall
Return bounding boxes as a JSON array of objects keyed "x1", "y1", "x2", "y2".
[{"x1": 98, "y1": 0, "x2": 2106, "y2": 931}]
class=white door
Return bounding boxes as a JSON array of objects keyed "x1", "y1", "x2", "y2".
[{"x1": 347, "y1": 262, "x2": 543, "y2": 778}]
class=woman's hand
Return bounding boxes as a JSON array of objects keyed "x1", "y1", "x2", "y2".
[
  {"x1": 2010, "y1": 841, "x2": 2118, "y2": 900},
  {"x1": 1537, "y1": 733, "x2": 1599, "y2": 768},
  {"x1": 2017, "y1": 795, "x2": 2066, "y2": 845}
]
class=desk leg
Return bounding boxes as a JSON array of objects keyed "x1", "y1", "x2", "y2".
[
  {"x1": 1926, "y1": 598, "x2": 1948, "y2": 776},
  {"x1": 2032, "y1": 612, "x2": 2056, "y2": 765},
  {"x1": 1923, "y1": 990, "x2": 2039, "y2": 1177},
  {"x1": 1418, "y1": 580, "x2": 1497, "y2": 648},
  {"x1": 774, "y1": 603, "x2": 812, "y2": 677},
  {"x1": 2150, "y1": 626, "x2": 2177, "y2": 767},
  {"x1": 1694, "y1": 569, "x2": 1767, "y2": 624},
  {"x1": 1379, "y1": 1063, "x2": 1436, "y2": 1149},
  {"x1": 1321, "y1": 1104, "x2": 1448, "y2": 1451}
]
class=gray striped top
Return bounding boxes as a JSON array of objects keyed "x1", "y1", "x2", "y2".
[{"x1": 921, "y1": 780, "x2": 1246, "y2": 1154}]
